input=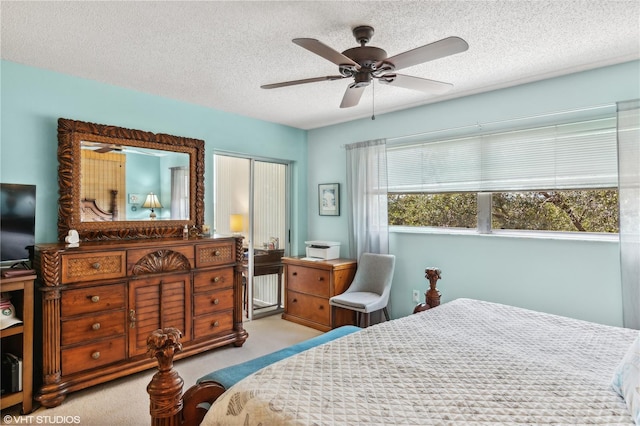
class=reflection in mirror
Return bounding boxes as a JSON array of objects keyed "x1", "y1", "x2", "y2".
[{"x1": 79, "y1": 142, "x2": 189, "y2": 222}]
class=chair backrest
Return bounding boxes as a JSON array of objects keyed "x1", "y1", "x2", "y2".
[{"x1": 347, "y1": 253, "x2": 395, "y2": 296}]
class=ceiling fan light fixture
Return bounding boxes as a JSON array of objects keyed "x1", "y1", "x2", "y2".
[
  {"x1": 372, "y1": 62, "x2": 395, "y2": 77},
  {"x1": 378, "y1": 74, "x2": 396, "y2": 85},
  {"x1": 339, "y1": 65, "x2": 357, "y2": 77}
]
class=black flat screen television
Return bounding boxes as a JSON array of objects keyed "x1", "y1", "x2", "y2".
[{"x1": 0, "y1": 183, "x2": 36, "y2": 265}]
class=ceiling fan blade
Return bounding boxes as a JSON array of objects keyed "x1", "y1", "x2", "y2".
[
  {"x1": 377, "y1": 36, "x2": 468, "y2": 71},
  {"x1": 293, "y1": 38, "x2": 360, "y2": 70},
  {"x1": 378, "y1": 74, "x2": 453, "y2": 94},
  {"x1": 261, "y1": 75, "x2": 345, "y2": 89},
  {"x1": 340, "y1": 84, "x2": 366, "y2": 108}
]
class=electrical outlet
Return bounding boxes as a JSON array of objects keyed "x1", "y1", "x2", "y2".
[{"x1": 412, "y1": 289, "x2": 420, "y2": 303}]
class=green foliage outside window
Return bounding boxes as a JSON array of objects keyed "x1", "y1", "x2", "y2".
[
  {"x1": 388, "y1": 193, "x2": 477, "y2": 228},
  {"x1": 388, "y1": 190, "x2": 619, "y2": 233}
]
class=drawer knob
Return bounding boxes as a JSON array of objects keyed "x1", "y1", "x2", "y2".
[
  {"x1": 90, "y1": 295, "x2": 100, "y2": 303},
  {"x1": 91, "y1": 351, "x2": 100, "y2": 360},
  {"x1": 292, "y1": 298, "x2": 297, "y2": 303},
  {"x1": 92, "y1": 262, "x2": 101, "y2": 270},
  {"x1": 317, "y1": 276, "x2": 324, "y2": 281},
  {"x1": 319, "y1": 305, "x2": 324, "y2": 310},
  {"x1": 212, "y1": 298, "x2": 220, "y2": 305},
  {"x1": 92, "y1": 323, "x2": 101, "y2": 330},
  {"x1": 212, "y1": 320, "x2": 219, "y2": 327},
  {"x1": 292, "y1": 272, "x2": 297, "y2": 276},
  {"x1": 212, "y1": 276, "x2": 220, "y2": 283},
  {"x1": 214, "y1": 250, "x2": 221, "y2": 256}
]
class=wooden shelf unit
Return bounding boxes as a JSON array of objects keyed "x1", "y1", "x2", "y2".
[{"x1": 0, "y1": 273, "x2": 35, "y2": 414}]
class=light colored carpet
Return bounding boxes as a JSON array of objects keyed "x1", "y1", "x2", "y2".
[{"x1": 2, "y1": 315, "x2": 321, "y2": 426}]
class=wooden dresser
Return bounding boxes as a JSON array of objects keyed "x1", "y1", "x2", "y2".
[
  {"x1": 281, "y1": 257, "x2": 357, "y2": 331},
  {"x1": 33, "y1": 236, "x2": 247, "y2": 408},
  {"x1": 0, "y1": 273, "x2": 35, "y2": 414}
]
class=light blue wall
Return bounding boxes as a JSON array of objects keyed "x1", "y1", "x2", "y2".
[
  {"x1": 307, "y1": 60, "x2": 640, "y2": 326},
  {"x1": 0, "y1": 60, "x2": 308, "y2": 253},
  {"x1": 2, "y1": 59, "x2": 637, "y2": 327}
]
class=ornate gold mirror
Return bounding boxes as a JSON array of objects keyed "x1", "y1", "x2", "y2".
[{"x1": 57, "y1": 118, "x2": 204, "y2": 241}]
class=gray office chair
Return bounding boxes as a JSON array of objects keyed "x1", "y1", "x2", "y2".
[{"x1": 329, "y1": 253, "x2": 396, "y2": 327}]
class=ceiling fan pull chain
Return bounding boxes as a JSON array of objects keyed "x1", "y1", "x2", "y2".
[{"x1": 371, "y1": 80, "x2": 376, "y2": 121}]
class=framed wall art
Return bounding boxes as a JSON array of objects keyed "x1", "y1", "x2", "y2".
[{"x1": 318, "y1": 183, "x2": 340, "y2": 216}]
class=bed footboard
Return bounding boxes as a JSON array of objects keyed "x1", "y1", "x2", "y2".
[{"x1": 147, "y1": 328, "x2": 227, "y2": 426}]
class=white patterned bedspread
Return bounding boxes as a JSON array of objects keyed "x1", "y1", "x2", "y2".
[{"x1": 203, "y1": 298, "x2": 638, "y2": 425}]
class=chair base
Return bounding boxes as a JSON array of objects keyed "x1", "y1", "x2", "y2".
[{"x1": 355, "y1": 307, "x2": 390, "y2": 327}]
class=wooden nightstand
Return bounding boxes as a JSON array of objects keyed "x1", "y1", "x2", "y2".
[{"x1": 281, "y1": 257, "x2": 357, "y2": 331}]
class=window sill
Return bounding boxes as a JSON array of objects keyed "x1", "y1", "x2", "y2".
[{"x1": 390, "y1": 226, "x2": 619, "y2": 242}]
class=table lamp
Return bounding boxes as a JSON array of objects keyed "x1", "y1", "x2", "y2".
[
  {"x1": 142, "y1": 192, "x2": 162, "y2": 219},
  {"x1": 230, "y1": 214, "x2": 244, "y2": 235}
]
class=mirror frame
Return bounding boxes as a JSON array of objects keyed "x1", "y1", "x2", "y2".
[{"x1": 57, "y1": 118, "x2": 205, "y2": 241}]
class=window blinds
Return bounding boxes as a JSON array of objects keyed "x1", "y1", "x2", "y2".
[{"x1": 387, "y1": 117, "x2": 618, "y2": 193}]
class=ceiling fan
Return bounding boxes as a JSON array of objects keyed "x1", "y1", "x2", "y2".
[
  {"x1": 81, "y1": 141, "x2": 164, "y2": 157},
  {"x1": 261, "y1": 26, "x2": 469, "y2": 108}
]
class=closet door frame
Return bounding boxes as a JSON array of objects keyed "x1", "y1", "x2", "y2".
[{"x1": 213, "y1": 151, "x2": 291, "y2": 320}]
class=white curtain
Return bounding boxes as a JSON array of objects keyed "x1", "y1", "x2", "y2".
[
  {"x1": 170, "y1": 166, "x2": 189, "y2": 220},
  {"x1": 617, "y1": 99, "x2": 640, "y2": 330},
  {"x1": 345, "y1": 139, "x2": 389, "y2": 260}
]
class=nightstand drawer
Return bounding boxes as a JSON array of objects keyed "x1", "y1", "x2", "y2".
[
  {"x1": 61, "y1": 251, "x2": 126, "y2": 284},
  {"x1": 194, "y1": 289, "x2": 234, "y2": 316},
  {"x1": 193, "y1": 268, "x2": 234, "y2": 292},
  {"x1": 195, "y1": 242, "x2": 235, "y2": 268},
  {"x1": 287, "y1": 265, "x2": 330, "y2": 298},
  {"x1": 61, "y1": 310, "x2": 126, "y2": 346},
  {"x1": 287, "y1": 291, "x2": 330, "y2": 326},
  {"x1": 61, "y1": 283, "x2": 126, "y2": 317},
  {"x1": 62, "y1": 337, "x2": 126, "y2": 376},
  {"x1": 193, "y1": 311, "x2": 233, "y2": 339}
]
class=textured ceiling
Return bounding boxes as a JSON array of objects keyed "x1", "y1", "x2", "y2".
[{"x1": 2, "y1": 1, "x2": 639, "y2": 130}]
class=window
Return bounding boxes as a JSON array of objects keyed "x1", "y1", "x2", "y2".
[
  {"x1": 388, "y1": 193, "x2": 476, "y2": 228},
  {"x1": 387, "y1": 115, "x2": 619, "y2": 234},
  {"x1": 492, "y1": 190, "x2": 618, "y2": 232}
]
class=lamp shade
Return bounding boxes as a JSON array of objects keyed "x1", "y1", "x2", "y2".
[
  {"x1": 142, "y1": 193, "x2": 162, "y2": 209},
  {"x1": 230, "y1": 214, "x2": 244, "y2": 233},
  {"x1": 142, "y1": 192, "x2": 162, "y2": 219}
]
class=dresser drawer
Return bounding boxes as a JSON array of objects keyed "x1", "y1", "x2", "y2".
[
  {"x1": 195, "y1": 242, "x2": 235, "y2": 268},
  {"x1": 193, "y1": 311, "x2": 233, "y2": 339},
  {"x1": 127, "y1": 246, "x2": 194, "y2": 275},
  {"x1": 287, "y1": 265, "x2": 330, "y2": 298},
  {"x1": 194, "y1": 289, "x2": 234, "y2": 316},
  {"x1": 193, "y1": 268, "x2": 234, "y2": 293},
  {"x1": 62, "y1": 337, "x2": 126, "y2": 376},
  {"x1": 61, "y1": 310, "x2": 126, "y2": 346},
  {"x1": 286, "y1": 291, "x2": 330, "y2": 326},
  {"x1": 61, "y1": 251, "x2": 126, "y2": 284},
  {"x1": 61, "y1": 283, "x2": 126, "y2": 317}
]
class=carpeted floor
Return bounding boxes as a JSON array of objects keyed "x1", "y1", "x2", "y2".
[{"x1": 1, "y1": 315, "x2": 321, "y2": 426}]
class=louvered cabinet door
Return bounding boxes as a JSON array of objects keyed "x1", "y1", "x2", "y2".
[{"x1": 128, "y1": 273, "x2": 192, "y2": 357}]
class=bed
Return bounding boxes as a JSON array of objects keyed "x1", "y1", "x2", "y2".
[
  {"x1": 80, "y1": 190, "x2": 118, "y2": 222},
  {"x1": 147, "y1": 298, "x2": 639, "y2": 425}
]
